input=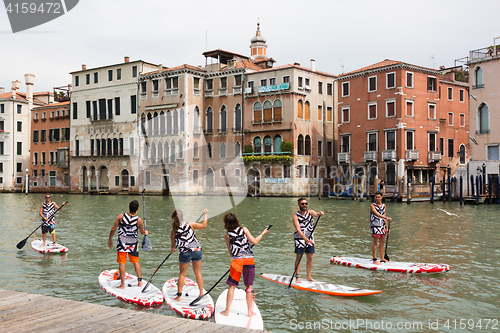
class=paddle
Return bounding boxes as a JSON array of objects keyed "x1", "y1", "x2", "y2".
[
  {"x1": 189, "y1": 224, "x2": 273, "y2": 307},
  {"x1": 288, "y1": 215, "x2": 322, "y2": 288},
  {"x1": 384, "y1": 219, "x2": 391, "y2": 262},
  {"x1": 141, "y1": 189, "x2": 152, "y2": 251},
  {"x1": 142, "y1": 211, "x2": 206, "y2": 293},
  {"x1": 16, "y1": 201, "x2": 68, "y2": 249}
]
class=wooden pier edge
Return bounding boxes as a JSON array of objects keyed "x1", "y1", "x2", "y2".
[{"x1": 0, "y1": 289, "x2": 269, "y2": 333}]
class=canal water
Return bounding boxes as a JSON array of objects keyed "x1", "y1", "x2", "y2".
[{"x1": 2, "y1": 193, "x2": 499, "y2": 332}]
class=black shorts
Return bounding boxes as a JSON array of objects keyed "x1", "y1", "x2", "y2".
[
  {"x1": 295, "y1": 245, "x2": 315, "y2": 254},
  {"x1": 41, "y1": 224, "x2": 55, "y2": 234}
]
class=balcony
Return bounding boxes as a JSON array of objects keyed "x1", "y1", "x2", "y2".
[
  {"x1": 382, "y1": 150, "x2": 397, "y2": 161},
  {"x1": 337, "y1": 152, "x2": 350, "y2": 164},
  {"x1": 364, "y1": 151, "x2": 378, "y2": 162},
  {"x1": 241, "y1": 151, "x2": 293, "y2": 164},
  {"x1": 205, "y1": 90, "x2": 214, "y2": 97},
  {"x1": 472, "y1": 84, "x2": 484, "y2": 90},
  {"x1": 217, "y1": 128, "x2": 228, "y2": 135},
  {"x1": 193, "y1": 88, "x2": 201, "y2": 96},
  {"x1": 203, "y1": 129, "x2": 213, "y2": 135},
  {"x1": 233, "y1": 86, "x2": 242, "y2": 94},
  {"x1": 428, "y1": 151, "x2": 441, "y2": 163},
  {"x1": 218, "y1": 87, "x2": 228, "y2": 96},
  {"x1": 70, "y1": 149, "x2": 131, "y2": 157},
  {"x1": 232, "y1": 127, "x2": 242, "y2": 133},
  {"x1": 165, "y1": 88, "x2": 179, "y2": 95},
  {"x1": 405, "y1": 150, "x2": 419, "y2": 161}
]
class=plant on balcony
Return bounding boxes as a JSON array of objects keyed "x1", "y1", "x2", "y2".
[
  {"x1": 244, "y1": 145, "x2": 253, "y2": 154},
  {"x1": 241, "y1": 154, "x2": 293, "y2": 164},
  {"x1": 280, "y1": 141, "x2": 294, "y2": 157}
]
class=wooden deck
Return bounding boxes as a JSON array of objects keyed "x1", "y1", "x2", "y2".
[{"x1": 0, "y1": 289, "x2": 268, "y2": 333}]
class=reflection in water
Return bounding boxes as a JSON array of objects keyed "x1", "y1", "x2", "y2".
[{"x1": 1, "y1": 193, "x2": 500, "y2": 332}]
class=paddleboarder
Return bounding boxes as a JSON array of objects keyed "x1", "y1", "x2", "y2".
[
  {"x1": 107, "y1": 200, "x2": 148, "y2": 289},
  {"x1": 220, "y1": 212, "x2": 269, "y2": 317},
  {"x1": 170, "y1": 208, "x2": 209, "y2": 301},
  {"x1": 370, "y1": 191, "x2": 392, "y2": 265},
  {"x1": 293, "y1": 198, "x2": 324, "y2": 283},
  {"x1": 39, "y1": 193, "x2": 66, "y2": 246}
]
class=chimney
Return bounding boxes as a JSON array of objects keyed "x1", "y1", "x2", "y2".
[
  {"x1": 0, "y1": 87, "x2": 4, "y2": 94},
  {"x1": 310, "y1": 59, "x2": 316, "y2": 72},
  {"x1": 159, "y1": 64, "x2": 163, "y2": 72},
  {"x1": 12, "y1": 80, "x2": 20, "y2": 99},
  {"x1": 124, "y1": 56, "x2": 130, "y2": 63},
  {"x1": 293, "y1": 62, "x2": 300, "y2": 66},
  {"x1": 82, "y1": 64, "x2": 86, "y2": 70},
  {"x1": 25, "y1": 74, "x2": 35, "y2": 109}
]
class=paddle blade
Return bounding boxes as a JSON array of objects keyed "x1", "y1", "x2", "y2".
[
  {"x1": 141, "y1": 282, "x2": 151, "y2": 293},
  {"x1": 384, "y1": 253, "x2": 390, "y2": 261},
  {"x1": 142, "y1": 235, "x2": 152, "y2": 251},
  {"x1": 189, "y1": 294, "x2": 205, "y2": 306},
  {"x1": 16, "y1": 238, "x2": 27, "y2": 249}
]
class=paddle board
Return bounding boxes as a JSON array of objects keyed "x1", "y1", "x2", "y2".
[
  {"x1": 162, "y1": 277, "x2": 214, "y2": 320},
  {"x1": 31, "y1": 239, "x2": 68, "y2": 253},
  {"x1": 260, "y1": 273, "x2": 381, "y2": 297},
  {"x1": 331, "y1": 256, "x2": 450, "y2": 274},
  {"x1": 98, "y1": 269, "x2": 164, "y2": 307},
  {"x1": 215, "y1": 288, "x2": 264, "y2": 330}
]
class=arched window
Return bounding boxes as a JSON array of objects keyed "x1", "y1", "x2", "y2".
[
  {"x1": 305, "y1": 101, "x2": 310, "y2": 120},
  {"x1": 234, "y1": 104, "x2": 242, "y2": 131},
  {"x1": 263, "y1": 100, "x2": 272, "y2": 122},
  {"x1": 193, "y1": 141, "x2": 199, "y2": 158},
  {"x1": 254, "y1": 136, "x2": 262, "y2": 154},
  {"x1": 147, "y1": 112, "x2": 152, "y2": 137},
  {"x1": 207, "y1": 143, "x2": 212, "y2": 158},
  {"x1": 144, "y1": 142, "x2": 149, "y2": 161},
  {"x1": 253, "y1": 102, "x2": 262, "y2": 123},
  {"x1": 298, "y1": 100, "x2": 303, "y2": 119},
  {"x1": 305, "y1": 135, "x2": 311, "y2": 155},
  {"x1": 206, "y1": 107, "x2": 213, "y2": 133},
  {"x1": 220, "y1": 105, "x2": 227, "y2": 133},
  {"x1": 75, "y1": 135, "x2": 80, "y2": 156},
  {"x1": 113, "y1": 138, "x2": 119, "y2": 156},
  {"x1": 220, "y1": 143, "x2": 226, "y2": 158},
  {"x1": 297, "y1": 134, "x2": 304, "y2": 155},
  {"x1": 180, "y1": 109, "x2": 185, "y2": 132},
  {"x1": 274, "y1": 135, "x2": 282, "y2": 153},
  {"x1": 151, "y1": 142, "x2": 156, "y2": 163},
  {"x1": 475, "y1": 66, "x2": 483, "y2": 88},
  {"x1": 178, "y1": 140, "x2": 183, "y2": 159},
  {"x1": 194, "y1": 106, "x2": 201, "y2": 133},
  {"x1": 173, "y1": 109, "x2": 179, "y2": 135},
  {"x1": 140, "y1": 114, "x2": 146, "y2": 135},
  {"x1": 160, "y1": 111, "x2": 165, "y2": 136},
  {"x1": 164, "y1": 141, "x2": 169, "y2": 162},
  {"x1": 234, "y1": 142, "x2": 241, "y2": 156},
  {"x1": 459, "y1": 144, "x2": 466, "y2": 164},
  {"x1": 119, "y1": 133, "x2": 124, "y2": 155},
  {"x1": 153, "y1": 111, "x2": 159, "y2": 136},
  {"x1": 273, "y1": 99, "x2": 282, "y2": 122},
  {"x1": 167, "y1": 111, "x2": 172, "y2": 135},
  {"x1": 479, "y1": 103, "x2": 489, "y2": 134},
  {"x1": 170, "y1": 141, "x2": 176, "y2": 163},
  {"x1": 264, "y1": 135, "x2": 272, "y2": 153},
  {"x1": 158, "y1": 142, "x2": 163, "y2": 163}
]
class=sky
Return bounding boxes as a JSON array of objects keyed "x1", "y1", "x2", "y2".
[{"x1": 1, "y1": 0, "x2": 499, "y2": 93}]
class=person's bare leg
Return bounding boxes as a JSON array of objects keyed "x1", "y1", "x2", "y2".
[
  {"x1": 294, "y1": 253, "x2": 302, "y2": 283},
  {"x1": 132, "y1": 262, "x2": 143, "y2": 287},
  {"x1": 245, "y1": 285, "x2": 255, "y2": 317},
  {"x1": 174, "y1": 263, "x2": 189, "y2": 301},
  {"x1": 117, "y1": 263, "x2": 126, "y2": 289},
  {"x1": 306, "y1": 253, "x2": 315, "y2": 281},
  {"x1": 372, "y1": 238, "x2": 381, "y2": 265},
  {"x1": 220, "y1": 285, "x2": 236, "y2": 316},
  {"x1": 192, "y1": 260, "x2": 203, "y2": 296}
]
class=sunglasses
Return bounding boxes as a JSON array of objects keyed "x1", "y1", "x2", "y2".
[
  {"x1": 299, "y1": 202, "x2": 308, "y2": 206},
  {"x1": 45, "y1": 196, "x2": 51, "y2": 199}
]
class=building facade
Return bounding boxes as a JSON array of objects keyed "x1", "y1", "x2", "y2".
[
  {"x1": 69, "y1": 57, "x2": 158, "y2": 194},
  {"x1": 336, "y1": 60, "x2": 469, "y2": 196}
]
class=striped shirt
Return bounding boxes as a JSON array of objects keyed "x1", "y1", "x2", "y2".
[
  {"x1": 370, "y1": 203, "x2": 386, "y2": 227},
  {"x1": 42, "y1": 201, "x2": 56, "y2": 226},
  {"x1": 228, "y1": 227, "x2": 253, "y2": 259},
  {"x1": 117, "y1": 213, "x2": 139, "y2": 253},
  {"x1": 294, "y1": 210, "x2": 314, "y2": 249},
  {"x1": 175, "y1": 222, "x2": 201, "y2": 253}
]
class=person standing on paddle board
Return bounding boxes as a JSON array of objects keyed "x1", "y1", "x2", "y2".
[
  {"x1": 370, "y1": 191, "x2": 392, "y2": 265},
  {"x1": 293, "y1": 197, "x2": 324, "y2": 283},
  {"x1": 107, "y1": 200, "x2": 148, "y2": 289},
  {"x1": 221, "y1": 212, "x2": 269, "y2": 317},
  {"x1": 39, "y1": 193, "x2": 66, "y2": 246},
  {"x1": 170, "y1": 208, "x2": 209, "y2": 301}
]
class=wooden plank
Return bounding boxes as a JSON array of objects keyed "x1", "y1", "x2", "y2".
[
  {"x1": 50, "y1": 307, "x2": 133, "y2": 333},
  {"x1": 0, "y1": 296, "x2": 65, "y2": 326},
  {"x1": 0, "y1": 290, "x2": 21, "y2": 298},
  {"x1": 0, "y1": 292, "x2": 44, "y2": 306}
]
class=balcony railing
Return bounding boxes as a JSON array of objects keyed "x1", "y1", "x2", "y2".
[
  {"x1": 218, "y1": 87, "x2": 228, "y2": 96},
  {"x1": 203, "y1": 129, "x2": 213, "y2": 135},
  {"x1": 205, "y1": 90, "x2": 214, "y2": 97},
  {"x1": 217, "y1": 128, "x2": 227, "y2": 134},
  {"x1": 364, "y1": 151, "x2": 378, "y2": 162},
  {"x1": 472, "y1": 84, "x2": 484, "y2": 89},
  {"x1": 428, "y1": 151, "x2": 441, "y2": 163},
  {"x1": 233, "y1": 86, "x2": 242, "y2": 94},
  {"x1": 338, "y1": 152, "x2": 350, "y2": 164},
  {"x1": 70, "y1": 149, "x2": 131, "y2": 157},
  {"x1": 405, "y1": 149, "x2": 419, "y2": 161},
  {"x1": 165, "y1": 88, "x2": 179, "y2": 95},
  {"x1": 382, "y1": 150, "x2": 397, "y2": 161},
  {"x1": 232, "y1": 127, "x2": 242, "y2": 133}
]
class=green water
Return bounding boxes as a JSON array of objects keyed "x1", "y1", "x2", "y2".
[{"x1": 2, "y1": 193, "x2": 499, "y2": 332}]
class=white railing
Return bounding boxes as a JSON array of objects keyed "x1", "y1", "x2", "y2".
[{"x1": 337, "y1": 152, "x2": 350, "y2": 163}]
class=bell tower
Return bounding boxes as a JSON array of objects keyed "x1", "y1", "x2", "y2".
[{"x1": 250, "y1": 22, "x2": 267, "y2": 61}]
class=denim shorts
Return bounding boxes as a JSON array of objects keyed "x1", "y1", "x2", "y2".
[
  {"x1": 294, "y1": 245, "x2": 315, "y2": 254},
  {"x1": 179, "y1": 250, "x2": 202, "y2": 264}
]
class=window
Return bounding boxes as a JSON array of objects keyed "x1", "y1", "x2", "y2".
[
  {"x1": 448, "y1": 139, "x2": 454, "y2": 158},
  {"x1": 85, "y1": 101, "x2": 91, "y2": 119},
  {"x1": 386, "y1": 72, "x2": 395, "y2": 89},
  {"x1": 368, "y1": 76, "x2": 377, "y2": 92},
  {"x1": 406, "y1": 72, "x2": 414, "y2": 88},
  {"x1": 114, "y1": 175, "x2": 120, "y2": 187},
  {"x1": 368, "y1": 103, "x2": 377, "y2": 120},
  {"x1": 305, "y1": 78, "x2": 310, "y2": 90},
  {"x1": 234, "y1": 75, "x2": 242, "y2": 86},
  {"x1": 341, "y1": 135, "x2": 350, "y2": 153},
  {"x1": 253, "y1": 102, "x2": 262, "y2": 123},
  {"x1": 274, "y1": 135, "x2": 282, "y2": 153},
  {"x1": 131, "y1": 95, "x2": 137, "y2": 114},
  {"x1": 406, "y1": 131, "x2": 414, "y2": 150},
  {"x1": 254, "y1": 137, "x2": 261, "y2": 154},
  {"x1": 234, "y1": 169, "x2": 241, "y2": 178},
  {"x1": 107, "y1": 99, "x2": 113, "y2": 119},
  {"x1": 17, "y1": 121, "x2": 22, "y2": 132},
  {"x1": 386, "y1": 165, "x2": 396, "y2": 185},
  {"x1": 284, "y1": 165, "x2": 291, "y2": 178},
  {"x1": 17, "y1": 162, "x2": 22, "y2": 172},
  {"x1": 260, "y1": 79, "x2": 267, "y2": 87},
  {"x1": 75, "y1": 76, "x2": 79, "y2": 87},
  {"x1": 0, "y1": 104, "x2": 3, "y2": 113},
  {"x1": 297, "y1": 100, "x2": 303, "y2": 119},
  {"x1": 33, "y1": 130, "x2": 39, "y2": 143},
  {"x1": 304, "y1": 101, "x2": 310, "y2": 120},
  {"x1": 41, "y1": 169, "x2": 45, "y2": 177},
  {"x1": 327, "y1": 83, "x2": 333, "y2": 95},
  {"x1": 318, "y1": 105, "x2": 322, "y2": 121},
  {"x1": 16, "y1": 177, "x2": 22, "y2": 184},
  {"x1": 298, "y1": 76, "x2": 303, "y2": 88},
  {"x1": 117, "y1": 68, "x2": 121, "y2": 80},
  {"x1": 406, "y1": 100, "x2": 414, "y2": 117},
  {"x1": 427, "y1": 77, "x2": 437, "y2": 92},
  {"x1": 206, "y1": 79, "x2": 213, "y2": 90},
  {"x1": 73, "y1": 102, "x2": 77, "y2": 119},
  {"x1": 474, "y1": 67, "x2": 483, "y2": 88},
  {"x1": 33, "y1": 169, "x2": 36, "y2": 176},
  {"x1": 305, "y1": 135, "x2": 311, "y2": 155},
  {"x1": 283, "y1": 76, "x2": 290, "y2": 83},
  {"x1": 152, "y1": 80, "x2": 159, "y2": 94},
  {"x1": 50, "y1": 111, "x2": 55, "y2": 118},
  {"x1": 428, "y1": 103, "x2": 436, "y2": 119},
  {"x1": 132, "y1": 66, "x2": 138, "y2": 78},
  {"x1": 86, "y1": 73, "x2": 90, "y2": 85},
  {"x1": 42, "y1": 112, "x2": 46, "y2": 119},
  {"x1": 327, "y1": 141, "x2": 333, "y2": 157},
  {"x1": 194, "y1": 77, "x2": 201, "y2": 90},
  {"x1": 386, "y1": 100, "x2": 395, "y2": 117},
  {"x1": 448, "y1": 112, "x2": 453, "y2": 126},
  {"x1": 318, "y1": 141, "x2": 323, "y2": 157},
  {"x1": 273, "y1": 100, "x2": 282, "y2": 122},
  {"x1": 34, "y1": 112, "x2": 39, "y2": 120},
  {"x1": 108, "y1": 69, "x2": 113, "y2": 81},
  {"x1": 0, "y1": 142, "x2": 3, "y2": 155},
  {"x1": 41, "y1": 129, "x2": 46, "y2": 142},
  {"x1": 440, "y1": 137, "x2": 445, "y2": 156},
  {"x1": 367, "y1": 132, "x2": 377, "y2": 151},
  {"x1": 342, "y1": 107, "x2": 350, "y2": 123},
  {"x1": 94, "y1": 72, "x2": 98, "y2": 84},
  {"x1": 220, "y1": 77, "x2": 227, "y2": 88},
  {"x1": 269, "y1": 78, "x2": 276, "y2": 85},
  {"x1": 488, "y1": 145, "x2": 499, "y2": 160},
  {"x1": 17, "y1": 142, "x2": 22, "y2": 155},
  {"x1": 234, "y1": 142, "x2": 241, "y2": 156},
  {"x1": 479, "y1": 103, "x2": 489, "y2": 134},
  {"x1": 50, "y1": 152, "x2": 55, "y2": 165},
  {"x1": 342, "y1": 82, "x2": 349, "y2": 96},
  {"x1": 297, "y1": 135, "x2": 304, "y2": 155},
  {"x1": 429, "y1": 132, "x2": 437, "y2": 151},
  {"x1": 145, "y1": 170, "x2": 151, "y2": 186},
  {"x1": 263, "y1": 101, "x2": 272, "y2": 122},
  {"x1": 41, "y1": 151, "x2": 46, "y2": 165},
  {"x1": 386, "y1": 131, "x2": 396, "y2": 150},
  {"x1": 447, "y1": 87, "x2": 453, "y2": 100},
  {"x1": 327, "y1": 107, "x2": 332, "y2": 122},
  {"x1": 459, "y1": 113, "x2": 465, "y2": 127},
  {"x1": 115, "y1": 97, "x2": 120, "y2": 116},
  {"x1": 17, "y1": 105, "x2": 22, "y2": 114},
  {"x1": 459, "y1": 89, "x2": 465, "y2": 102},
  {"x1": 318, "y1": 82, "x2": 323, "y2": 94}
]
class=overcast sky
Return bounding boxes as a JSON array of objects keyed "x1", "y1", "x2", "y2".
[{"x1": 1, "y1": 0, "x2": 499, "y2": 93}]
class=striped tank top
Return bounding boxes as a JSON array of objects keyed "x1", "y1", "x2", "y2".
[
  {"x1": 294, "y1": 210, "x2": 314, "y2": 249},
  {"x1": 117, "y1": 213, "x2": 139, "y2": 253},
  {"x1": 175, "y1": 222, "x2": 201, "y2": 253},
  {"x1": 370, "y1": 203, "x2": 386, "y2": 227},
  {"x1": 42, "y1": 201, "x2": 56, "y2": 226},
  {"x1": 228, "y1": 227, "x2": 253, "y2": 259}
]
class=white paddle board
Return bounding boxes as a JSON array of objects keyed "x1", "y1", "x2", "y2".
[
  {"x1": 331, "y1": 256, "x2": 450, "y2": 274},
  {"x1": 215, "y1": 288, "x2": 263, "y2": 330},
  {"x1": 98, "y1": 269, "x2": 164, "y2": 307},
  {"x1": 31, "y1": 239, "x2": 68, "y2": 253},
  {"x1": 162, "y1": 277, "x2": 214, "y2": 320},
  {"x1": 261, "y1": 273, "x2": 381, "y2": 297}
]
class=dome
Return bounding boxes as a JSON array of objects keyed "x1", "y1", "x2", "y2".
[{"x1": 251, "y1": 23, "x2": 266, "y2": 44}]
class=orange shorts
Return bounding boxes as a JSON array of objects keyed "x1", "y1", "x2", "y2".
[
  {"x1": 117, "y1": 251, "x2": 139, "y2": 264},
  {"x1": 227, "y1": 257, "x2": 255, "y2": 287}
]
